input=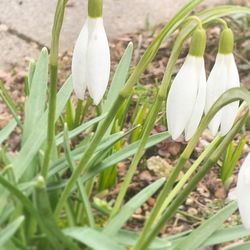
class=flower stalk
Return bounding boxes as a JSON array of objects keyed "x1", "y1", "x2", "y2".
[
  {"x1": 55, "y1": 0, "x2": 204, "y2": 217},
  {"x1": 42, "y1": 0, "x2": 67, "y2": 178},
  {"x1": 138, "y1": 113, "x2": 248, "y2": 249}
]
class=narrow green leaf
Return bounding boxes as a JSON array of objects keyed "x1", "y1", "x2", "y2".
[
  {"x1": 63, "y1": 124, "x2": 95, "y2": 227},
  {"x1": 22, "y1": 48, "x2": 48, "y2": 143},
  {"x1": 84, "y1": 132, "x2": 170, "y2": 182},
  {"x1": 174, "y1": 202, "x2": 238, "y2": 250},
  {"x1": 34, "y1": 176, "x2": 79, "y2": 250},
  {"x1": 0, "y1": 216, "x2": 24, "y2": 247},
  {"x1": 0, "y1": 81, "x2": 22, "y2": 128},
  {"x1": 13, "y1": 76, "x2": 73, "y2": 180},
  {"x1": 64, "y1": 227, "x2": 125, "y2": 250},
  {"x1": 104, "y1": 178, "x2": 165, "y2": 235},
  {"x1": 226, "y1": 242, "x2": 250, "y2": 250},
  {"x1": 49, "y1": 129, "x2": 135, "y2": 177},
  {"x1": 203, "y1": 225, "x2": 250, "y2": 247},
  {"x1": 102, "y1": 42, "x2": 133, "y2": 114},
  {"x1": 0, "y1": 119, "x2": 17, "y2": 145},
  {"x1": 55, "y1": 114, "x2": 107, "y2": 145},
  {"x1": 0, "y1": 175, "x2": 62, "y2": 249},
  {"x1": 66, "y1": 99, "x2": 75, "y2": 130},
  {"x1": 27, "y1": 60, "x2": 36, "y2": 91}
]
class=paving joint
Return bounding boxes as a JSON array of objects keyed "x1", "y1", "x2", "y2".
[{"x1": 0, "y1": 20, "x2": 45, "y2": 50}]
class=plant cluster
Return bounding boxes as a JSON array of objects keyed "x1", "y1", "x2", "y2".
[{"x1": 0, "y1": 0, "x2": 250, "y2": 249}]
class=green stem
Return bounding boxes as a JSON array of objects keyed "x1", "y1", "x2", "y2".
[
  {"x1": 54, "y1": 96, "x2": 125, "y2": 217},
  {"x1": 110, "y1": 15, "x2": 202, "y2": 219},
  {"x1": 54, "y1": 0, "x2": 204, "y2": 218},
  {"x1": 63, "y1": 124, "x2": 95, "y2": 227},
  {"x1": 110, "y1": 96, "x2": 163, "y2": 218},
  {"x1": 139, "y1": 113, "x2": 248, "y2": 249},
  {"x1": 42, "y1": 0, "x2": 67, "y2": 179},
  {"x1": 156, "y1": 136, "x2": 221, "y2": 221},
  {"x1": 135, "y1": 137, "x2": 221, "y2": 247},
  {"x1": 74, "y1": 99, "x2": 83, "y2": 127}
]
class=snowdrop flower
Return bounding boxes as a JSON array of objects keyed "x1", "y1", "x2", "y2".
[
  {"x1": 72, "y1": 0, "x2": 110, "y2": 105},
  {"x1": 236, "y1": 153, "x2": 250, "y2": 229},
  {"x1": 205, "y1": 28, "x2": 240, "y2": 136},
  {"x1": 167, "y1": 28, "x2": 206, "y2": 141}
]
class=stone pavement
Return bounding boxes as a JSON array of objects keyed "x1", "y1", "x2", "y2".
[{"x1": 0, "y1": 0, "x2": 227, "y2": 70}]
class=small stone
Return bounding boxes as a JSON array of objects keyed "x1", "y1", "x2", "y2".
[
  {"x1": 187, "y1": 207, "x2": 198, "y2": 215},
  {"x1": 139, "y1": 170, "x2": 153, "y2": 182},
  {"x1": 185, "y1": 197, "x2": 194, "y2": 206},
  {"x1": 147, "y1": 197, "x2": 156, "y2": 206},
  {"x1": 135, "y1": 207, "x2": 142, "y2": 215}
]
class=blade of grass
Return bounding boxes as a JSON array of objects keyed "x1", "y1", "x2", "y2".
[
  {"x1": 0, "y1": 216, "x2": 24, "y2": 247},
  {"x1": 104, "y1": 178, "x2": 165, "y2": 236}
]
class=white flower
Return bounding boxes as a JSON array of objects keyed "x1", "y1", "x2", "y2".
[
  {"x1": 167, "y1": 55, "x2": 206, "y2": 141},
  {"x1": 205, "y1": 27, "x2": 240, "y2": 136},
  {"x1": 72, "y1": 17, "x2": 110, "y2": 105},
  {"x1": 236, "y1": 153, "x2": 250, "y2": 229}
]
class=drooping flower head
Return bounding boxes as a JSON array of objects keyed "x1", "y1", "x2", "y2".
[
  {"x1": 72, "y1": 0, "x2": 110, "y2": 105},
  {"x1": 205, "y1": 28, "x2": 240, "y2": 136},
  {"x1": 167, "y1": 27, "x2": 207, "y2": 141},
  {"x1": 236, "y1": 153, "x2": 250, "y2": 229}
]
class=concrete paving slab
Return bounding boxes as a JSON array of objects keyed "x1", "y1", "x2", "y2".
[
  {"x1": 0, "y1": 27, "x2": 39, "y2": 70},
  {"x1": 0, "y1": 0, "x2": 227, "y2": 70}
]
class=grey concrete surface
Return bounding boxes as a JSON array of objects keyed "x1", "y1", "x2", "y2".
[{"x1": 0, "y1": 0, "x2": 227, "y2": 70}]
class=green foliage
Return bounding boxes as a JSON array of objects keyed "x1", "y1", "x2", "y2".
[
  {"x1": 0, "y1": 1, "x2": 249, "y2": 249},
  {"x1": 221, "y1": 136, "x2": 246, "y2": 188}
]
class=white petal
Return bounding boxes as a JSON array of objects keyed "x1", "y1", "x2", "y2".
[
  {"x1": 86, "y1": 18, "x2": 110, "y2": 105},
  {"x1": 167, "y1": 55, "x2": 199, "y2": 140},
  {"x1": 236, "y1": 153, "x2": 250, "y2": 229},
  {"x1": 220, "y1": 54, "x2": 240, "y2": 135},
  {"x1": 205, "y1": 54, "x2": 227, "y2": 136},
  {"x1": 72, "y1": 20, "x2": 88, "y2": 100},
  {"x1": 185, "y1": 58, "x2": 206, "y2": 140}
]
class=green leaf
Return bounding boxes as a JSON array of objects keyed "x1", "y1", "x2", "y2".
[
  {"x1": 102, "y1": 42, "x2": 133, "y2": 114},
  {"x1": 84, "y1": 132, "x2": 170, "y2": 182},
  {"x1": 0, "y1": 119, "x2": 17, "y2": 145},
  {"x1": 0, "y1": 216, "x2": 24, "y2": 247},
  {"x1": 203, "y1": 225, "x2": 250, "y2": 247},
  {"x1": 112, "y1": 225, "x2": 250, "y2": 250},
  {"x1": 64, "y1": 227, "x2": 125, "y2": 250},
  {"x1": 104, "y1": 178, "x2": 165, "y2": 236},
  {"x1": 173, "y1": 202, "x2": 238, "y2": 250},
  {"x1": 226, "y1": 242, "x2": 250, "y2": 250},
  {"x1": 47, "y1": 131, "x2": 169, "y2": 187},
  {"x1": 55, "y1": 114, "x2": 107, "y2": 145},
  {"x1": 0, "y1": 81, "x2": 22, "y2": 128},
  {"x1": 0, "y1": 175, "x2": 61, "y2": 249},
  {"x1": 22, "y1": 48, "x2": 48, "y2": 143},
  {"x1": 49, "y1": 130, "x2": 128, "y2": 177},
  {"x1": 34, "y1": 176, "x2": 79, "y2": 250},
  {"x1": 13, "y1": 76, "x2": 73, "y2": 180},
  {"x1": 63, "y1": 124, "x2": 95, "y2": 227}
]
